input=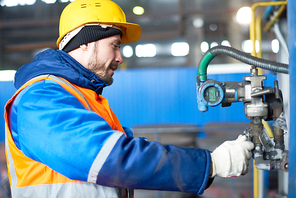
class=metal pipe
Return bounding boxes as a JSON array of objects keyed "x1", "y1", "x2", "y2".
[
  {"x1": 250, "y1": 1, "x2": 287, "y2": 56},
  {"x1": 250, "y1": 4, "x2": 286, "y2": 197},
  {"x1": 197, "y1": 46, "x2": 289, "y2": 82},
  {"x1": 263, "y1": 4, "x2": 287, "y2": 33}
]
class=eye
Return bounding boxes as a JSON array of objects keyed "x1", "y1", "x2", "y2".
[{"x1": 112, "y1": 44, "x2": 121, "y2": 50}]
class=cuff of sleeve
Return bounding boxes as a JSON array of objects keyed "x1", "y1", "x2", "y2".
[{"x1": 196, "y1": 149, "x2": 213, "y2": 194}]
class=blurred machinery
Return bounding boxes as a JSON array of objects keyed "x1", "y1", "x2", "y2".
[
  {"x1": 196, "y1": 1, "x2": 293, "y2": 197},
  {"x1": 196, "y1": 45, "x2": 288, "y2": 171},
  {"x1": 196, "y1": 45, "x2": 288, "y2": 197}
]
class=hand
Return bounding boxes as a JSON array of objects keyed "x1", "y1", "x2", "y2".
[{"x1": 210, "y1": 135, "x2": 254, "y2": 178}]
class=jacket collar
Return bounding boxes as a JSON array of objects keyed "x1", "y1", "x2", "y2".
[
  {"x1": 58, "y1": 50, "x2": 108, "y2": 95},
  {"x1": 14, "y1": 49, "x2": 109, "y2": 95}
]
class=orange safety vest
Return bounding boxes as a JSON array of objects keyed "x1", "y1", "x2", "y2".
[{"x1": 5, "y1": 75, "x2": 134, "y2": 198}]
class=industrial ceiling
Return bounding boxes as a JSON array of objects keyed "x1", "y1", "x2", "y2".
[{"x1": 0, "y1": 0, "x2": 276, "y2": 71}]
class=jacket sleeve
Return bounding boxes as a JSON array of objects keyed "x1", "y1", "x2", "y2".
[{"x1": 9, "y1": 80, "x2": 212, "y2": 194}]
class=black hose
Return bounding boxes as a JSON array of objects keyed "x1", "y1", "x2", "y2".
[{"x1": 207, "y1": 45, "x2": 289, "y2": 74}]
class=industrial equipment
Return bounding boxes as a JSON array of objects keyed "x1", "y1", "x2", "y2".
[{"x1": 196, "y1": 44, "x2": 289, "y2": 196}]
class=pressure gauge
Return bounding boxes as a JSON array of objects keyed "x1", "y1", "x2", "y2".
[
  {"x1": 197, "y1": 79, "x2": 225, "y2": 112},
  {"x1": 203, "y1": 86, "x2": 222, "y2": 104}
]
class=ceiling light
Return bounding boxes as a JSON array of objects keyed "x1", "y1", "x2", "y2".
[
  {"x1": 0, "y1": 70, "x2": 16, "y2": 81},
  {"x1": 123, "y1": 45, "x2": 133, "y2": 58},
  {"x1": 171, "y1": 42, "x2": 189, "y2": 57},
  {"x1": 1, "y1": 0, "x2": 36, "y2": 6},
  {"x1": 1, "y1": 0, "x2": 18, "y2": 7},
  {"x1": 236, "y1": 7, "x2": 252, "y2": 25},
  {"x1": 193, "y1": 18, "x2": 204, "y2": 28},
  {"x1": 221, "y1": 40, "x2": 231, "y2": 47},
  {"x1": 242, "y1": 40, "x2": 252, "y2": 53},
  {"x1": 209, "y1": 24, "x2": 217, "y2": 31},
  {"x1": 42, "y1": 0, "x2": 56, "y2": 4},
  {"x1": 59, "y1": 0, "x2": 74, "y2": 2},
  {"x1": 133, "y1": 6, "x2": 145, "y2": 15},
  {"x1": 210, "y1": 42, "x2": 218, "y2": 48},
  {"x1": 242, "y1": 40, "x2": 259, "y2": 53},
  {"x1": 135, "y1": 44, "x2": 156, "y2": 57},
  {"x1": 200, "y1": 41, "x2": 209, "y2": 53},
  {"x1": 20, "y1": 0, "x2": 36, "y2": 5},
  {"x1": 271, "y1": 39, "x2": 279, "y2": 53}
]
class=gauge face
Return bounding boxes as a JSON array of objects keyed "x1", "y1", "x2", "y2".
[{"x1": 203, "y1": 86, "x2": 221, "y2": 103}]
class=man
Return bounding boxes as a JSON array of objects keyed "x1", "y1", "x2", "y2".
[{"x1": 4, "y1": 0, "x2": 254, "y2": 197}]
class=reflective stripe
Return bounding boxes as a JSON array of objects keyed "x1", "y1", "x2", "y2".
[
  {"x1": 12, "y1": 182, "x2": 130, "y2": 198},
  {"x1": 30, "y1": 75, "x2": 93, "y2": 111},
  {"x1": 6, "y1": 126, "x2": 133, "y2": 197},
  {"x1": 88, "y1": 132, "x2": 124, "y2": 183},
  {"x1": 5, "y1": 125, "x2": 17, "y2": 192},
  {"x1": 47, "y1": 75, "x2": 93, "y2": 111},
  {"x1": 5, "y1": 75, "x2": 134, "y2": 197}
]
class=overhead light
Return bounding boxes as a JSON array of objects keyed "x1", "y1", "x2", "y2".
[
  {"x1": 133, "y1": 6, "x2": 144, "y2": 15},
  {"x1": 209, "y1": 24, "x2": 217, "y2": 31},
  {"x1": 1, "y1": 0, "x2": 19, "y2": 7},
  {"x1": 236, "y1": 7, "x2": 252, "y2": 25},
  {"x1": 171, "y1": 42, "x2": 189, "y2": 57},
  {"x1": 271, "y1": 39, "x2": 279, "y2": 53},
  {"x1": 242, "y1": 40, "x2": 259, "y2": 53},
  {"x1": 1, "y1": 0, "x2": 36, "y2": 6},
  {"x1": 200, "y1": 41, "x2": 209, "y2": 53},
  {"x1": 193, "y1": 18, "x2": 204, "y2": 28},
  {"x1": 20, "y1": 0, "x2": 36, "y2": 5},
  {"x1": 210, "y1": 42, "x2": 218, "y2": 48},
  {"x1": 135, "y1": 44, "x2": 156, "y2": 57},
  {"x1": 0, "y1": 70, "x2": 16, "y2": 81},
  {"x1": 242, "y1": 40, "x2": 252, "y2": 53},
  {"x1": 59, "y1": 0, "x2": 74, "y2": 2},
  {"x1": 221, "y1": 40, "x2": 231, "y2": 47},
  {"x1": 122, "y1": 45, "x2": 133, "y2": 58},
  {"x1": 42, "y1": 0, "x2": 56, "y2": 4}
]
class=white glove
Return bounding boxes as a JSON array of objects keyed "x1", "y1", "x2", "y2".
[{"x1": 210, "y1": 135, "x2": 254, "y2": 178}]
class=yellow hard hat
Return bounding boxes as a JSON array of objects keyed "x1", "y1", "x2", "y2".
[{"x1": 56, "y1": 0, "x2": 142, "y2": 48}]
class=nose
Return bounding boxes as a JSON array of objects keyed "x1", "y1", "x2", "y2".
[{"x1": 115, "y1": 50, "x2": 123, "y2": 64}]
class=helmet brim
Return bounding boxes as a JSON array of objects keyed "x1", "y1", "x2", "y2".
[{"x1": 117, "y1": 22, "x2": 142, "y2": 44}]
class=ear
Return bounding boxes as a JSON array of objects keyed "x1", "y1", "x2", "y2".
[
  {"x1": 68, "y1": 43, "x2": 92, "y2": 67},
  {"x1": 79, "y1": 43, "x2": 90, "y2": 51}
]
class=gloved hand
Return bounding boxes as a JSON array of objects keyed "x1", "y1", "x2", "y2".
[{"x1": 210, "y1": 134, "x2": 254, "y2": 178}]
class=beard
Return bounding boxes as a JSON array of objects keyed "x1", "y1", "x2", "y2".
[{"x1": 87, "y1": 43, "x2": 115, "y2": 85}]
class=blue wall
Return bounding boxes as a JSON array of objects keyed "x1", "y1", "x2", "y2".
[
  {"x1": 0, "y1": 81, "x2": 17, "y2": 142},
  {"x1": 0, "y1": 67, "x2": 275, "y2": 142},
  {"x1": 103, "y1": 67, "x2": 274, "y2": 128}
]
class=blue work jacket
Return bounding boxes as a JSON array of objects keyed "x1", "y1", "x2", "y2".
[{"x1": 7, "y1": 49, "x2": 212, "y2": 195}]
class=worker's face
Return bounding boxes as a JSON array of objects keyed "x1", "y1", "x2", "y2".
[{"x1": 86, "y1": 34, "x2": 123, "y2": 85}]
